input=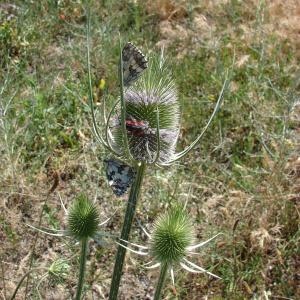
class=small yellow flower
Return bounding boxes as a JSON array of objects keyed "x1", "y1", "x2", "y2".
[
  {"x1": 208, "y1": 94, "x2": 215, "y2": 101},
  {"x1": 99, "y1": 78, "x2": 106, "y2": 90}
]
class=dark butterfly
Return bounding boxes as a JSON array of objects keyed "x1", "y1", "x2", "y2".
[
  {"x1": 122, "y1": 42, "x2": 148, "y2": 87},
  {"x1": 104, "y1": 159, "x2": 136, "y2": 196}
]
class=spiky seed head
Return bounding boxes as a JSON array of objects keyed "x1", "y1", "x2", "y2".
[
  {"x1": 67, "y1": 193, "x2": 100, "y2": 240},
  {"x1": 150, "y1": 205, "x2": 195, "y2": 264},
  {"x1": 48, "y1": 259, "x2": 70, "y2": 284},
  {"x1": 110, "y1": 55, "x2": 180, "y2": 164}
]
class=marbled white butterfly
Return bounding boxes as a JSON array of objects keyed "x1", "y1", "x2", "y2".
[
  {"x1": 104, "y1": 159, "x2": 136, "y2": 196},
  {"x1": 122, "y1": 42, "x2": 148, "y2": 87}
]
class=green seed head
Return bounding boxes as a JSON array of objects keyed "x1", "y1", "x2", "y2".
[
  {"x1": 48, "y1": 259, "x2": 70, "y2": 284},
  {"x1": 67, "y1": 193, "x2": 100, "y2": 240},
  {"x1": 150, "y1": 205, "x2": 195, "y2": 264}
]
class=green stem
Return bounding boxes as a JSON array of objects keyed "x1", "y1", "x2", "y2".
[
  {"x1": 154, "y1": 263, "x2": 169, "y2": 300},
  {"x1": 10, "y1": 267, "x2": 47, "y2": 300},
  {"x1": 108, "y1": 162, "x2": 146, "y2": 300},
  {"x1": 75, "y1": 238, "x2": 89, "y2": 300}
]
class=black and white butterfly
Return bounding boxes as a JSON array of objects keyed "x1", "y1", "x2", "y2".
[
  {"x1": 122, "y1": 42, "x2": 148, "y2": 87},
  {"x1": 104, "y1": 159, "x2": 136, "y2": 196}
]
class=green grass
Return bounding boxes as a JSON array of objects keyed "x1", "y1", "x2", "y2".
[{"x1": 0, "y1": 0, "x2": 299, "y2": 299}]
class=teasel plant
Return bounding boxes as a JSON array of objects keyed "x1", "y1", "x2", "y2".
[
  {"x1": 85, "y1": 4, "x2": 228, "y2": 299},
  {"x1": 14, "y1": 193, "x2": 112, "y2": 300},
  {"x1": 118, "y1": 204, "x2": 222, "y2": 299}
]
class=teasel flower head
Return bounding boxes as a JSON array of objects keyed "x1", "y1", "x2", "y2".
[
  {"x1": 26, "y1": 193, "x2": 113, "y2": 243},
  {"x1": 89, "y1": 41, "x2": 228, "y2": 167},
  {"x1": 117, "y1": 204, "x2": 222, "y2": 285},
  {"x1": 67, "y1": 193, "x2": 100, "y2": 240},
  {"x1": 150, "y1": 204, "x2": 194, "y2": 264},
  {"x1": 110, "y1": 54, "x2": 180, "y2": 164}
]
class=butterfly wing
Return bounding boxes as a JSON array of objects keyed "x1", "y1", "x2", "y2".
[
  {"x1": 122, "y1": 42, "x2": 148, "y2": 87},
  {"x1": 104, "y1": 159, "x2": 136, "y2": 196}
]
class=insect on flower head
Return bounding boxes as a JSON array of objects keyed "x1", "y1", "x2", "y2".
[
  {"x1": 92, "y1": 41, "x2": 228, "y2": 168},
  {"x1": 106, "y1": 43, "x2": 180, "y2": 165}
]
